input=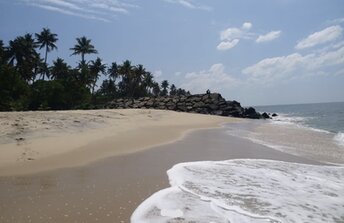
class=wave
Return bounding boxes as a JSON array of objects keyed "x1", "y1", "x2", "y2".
[
  {"x1": 270, "y1": 113, "x2": 330, "y2": 134},
  {"x1": 131, "y1": 159, "x2": 344, "y2": 223},
  {"x1": 334, "y1": 132, "x2": 344, "y2": 146}
]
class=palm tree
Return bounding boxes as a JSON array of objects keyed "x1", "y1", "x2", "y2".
[
  {"x1": 170, "y1": 84, "x2": 177, "y2": 96},
  {"x1": 0, "y1": 40, "x2": 4, "y2": 65},
  {"x1": 89, "y1": 57, "x2": 106, "y2": 94},
  {"x1": 70, "y1": 36, "x2": 97, "y2": 64},
  {"x1": 118, "y1": 60, "x2": 133, "y2": 97},
  {"x1": 7, "y1": 34, "x2": 40, "y2": 82},
  {"x1": 161, "y1": 80, "x2": 169, "y2": 96},
  {"x1": 152, "y1": 82, "x2": 161, "y2": 96},
  {"x1": 107, "y1": 62, "x2": 119, "y2": 82},
  {"x1": 50, "y1": 57, "x2": 70, "y2": 80},
  {"x1": 142, "y1": 71, "x2": 154, "y2": 95},
  {"x1": 35, "y1": 28, "x2": 58, "y2": 80},
  {"x1": 132, "y1": 64, "x2": 146, "y2": 97}
]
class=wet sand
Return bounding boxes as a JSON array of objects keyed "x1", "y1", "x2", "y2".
[{"x1": 0, "y1": 125, "x2": 323, "y2": 223}]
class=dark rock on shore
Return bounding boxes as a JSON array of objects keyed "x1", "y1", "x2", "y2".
[
  {"x1": 262, "y1": 112, "x2": 271, "y2": 119},
  {"x1": 107, "y1": 93, "x2": 270, "y2": 119}
]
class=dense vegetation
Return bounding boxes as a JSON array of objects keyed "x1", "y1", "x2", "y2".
[{"x1": 0, "y1": 28, "x2": 189, "y2": 111}]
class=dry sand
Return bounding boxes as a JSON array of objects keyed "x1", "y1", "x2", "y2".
[{"x1": 0, "y1": 109, "x2": 230, "y2": 176}]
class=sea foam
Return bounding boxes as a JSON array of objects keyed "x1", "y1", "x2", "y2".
[
  {"x1": 334, "y1": 132, "x2": 344, "y2": 146},
  {"x1": 131, "y1": 159, "x2": 344, "y2": 223}
]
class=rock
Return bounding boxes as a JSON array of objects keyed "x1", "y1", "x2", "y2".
[
  {"x1": 272, "y1": 113, "x2": 278, "y2": 117},
  {"x1": 262, "y1": 112, "x2": 270, "y2": 119},
  {"x1": 107, "y1": 92, "x2": 267, "y2": 119},
  {"x1": 212, "y1": 110, "x2": 224, "y2": 116},
  {"x1": 244, "y1": 107, "x2": 261, "y2": 119}
]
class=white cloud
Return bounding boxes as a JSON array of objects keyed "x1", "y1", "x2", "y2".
[
  {"x1": 163, "y1": 0, "x2": 211, "y2": 10},
  {"x1": 217, "y1": 22, "x2": 254, "y2": 51},
  {"x1": 295, "y1": 25, "x2": 343, "y2": 49},
  {"x1": 217, "y1": 39, "x2": 240, "y2": 51},
  {"x1": 20, "y1": 0, "x2": 138, "y2": 22},
  {"x1": 180, "y1": 64, "x2": 239, "y2": 93},
  {"x1": 242, "y1": 22, "x2": 252, "y2": 30},
  {"x1": 217, "y1": 22, "x2": 282, "y2": 50},
  {"x1": 256, "y1": 30, "x2": 281, "y2": 43},
  {"x1": 242, "y1": 46, "x2": 344, "y2": 83}
]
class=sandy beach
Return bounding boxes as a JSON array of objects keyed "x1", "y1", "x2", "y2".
[
  {"x1": 0, "y1": 109, "x2": 229, "y2": 176},
  {"x1": 0, "y1": 109, "x2": 327, "y2": 222}
]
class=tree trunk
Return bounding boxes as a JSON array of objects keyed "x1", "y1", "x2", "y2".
[{"x1": 43, "y1": 45, "x2": 48, "y2": 80}]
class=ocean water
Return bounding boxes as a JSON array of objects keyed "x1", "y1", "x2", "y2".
[
  {"x1": 234, "y1": 102, "x2": 344, "y2": 164},
  {"x1": 132, "y1": 102, "x2": 344, "y2": 222},
  {"x1": 256, "y1": 102, "x2": 344, "y2": 134}
]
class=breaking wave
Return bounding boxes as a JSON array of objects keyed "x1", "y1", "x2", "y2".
[{"x1": 131, "y1": 159, "x2": 344, "y2": 223}]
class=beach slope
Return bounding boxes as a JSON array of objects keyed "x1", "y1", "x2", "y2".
[{"x1": 0, "y1": 109, "x2": 231, "y2": 176}]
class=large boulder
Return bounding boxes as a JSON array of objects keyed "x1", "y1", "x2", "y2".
[{"x1": 244, "y1": 107, "x2": 261, "y2": 119}]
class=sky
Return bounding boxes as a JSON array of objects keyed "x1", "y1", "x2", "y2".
[{"x1": 1, "y1": 0, "x2": 344, "y2": 106}]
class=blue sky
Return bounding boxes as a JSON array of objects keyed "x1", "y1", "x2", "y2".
[{"x1": 1, "y1": 0, "x2": 344, "y2": 105}]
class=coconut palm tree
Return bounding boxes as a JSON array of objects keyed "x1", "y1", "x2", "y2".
[
  {"x1": 152, "y1": 82, "x2": 161, "y2": 96},
  {"x1": 118, "y1": 60, "x2": 133, "y2": 96},
  {"x1": 142, "y1": 71, "x2": 154, "y2": 95},
  {"x1": 70, "y1": 36, "x2": 97, "y2": 64},
  {"x1": 35, "y1": 28, "x2": 58, "y2": 80},
  {"x1": 50, "y1": 57, "x2": 70, "y2": 80},
  {"x1": 161, "y1": 80, "x2": 169, "y2": 96},
  {"x1": 0, "y1": 40, "x2": 5, "y2": 65},
  {"x1": 132, "y1": 64, "x2": 146, "y2": 97},
  {"x1": 107, "y1": 62, "x2": 119, "y2": 82},
  {"x1": 169, "y1": 84, "x2": 177, "y2": 96},
  {"x1": 7, "y1": 34, "x2": 40, "y2": 82},
  {"x1": 89, "y1": 57, "x2": 106, "y2": 94}
]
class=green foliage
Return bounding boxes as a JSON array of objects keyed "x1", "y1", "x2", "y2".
[
  {"x1": 30, "y1": 80, "x2": 66, "y2": 110},
  {"x1": 0, "y1": 65, "x2": 30, "y2": 111},
  {"x1": 29, "y1": 79, "x2": 91, "y2": 110}
]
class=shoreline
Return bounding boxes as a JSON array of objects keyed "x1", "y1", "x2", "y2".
[
  {"x1": 0, "y1": 109, "x2": 336, "y2": 223},
  {"x1": 0, "y1": 109, "x2": 232, "y2": 176},
  {"x1": 0, "y1": 122, "x2": 326, "y2": 223}
]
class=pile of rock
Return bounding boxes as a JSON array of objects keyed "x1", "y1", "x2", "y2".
[{"x1": 107, "y1": 93, "x2": 270, "y2": 119}]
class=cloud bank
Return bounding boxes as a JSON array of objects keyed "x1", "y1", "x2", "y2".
[
  {"x1": 243, "y1": 45, "x2": 344, "y2": 83},
  {"x1": 295, "y1": 25, "x2": 343, "y2": 49}
]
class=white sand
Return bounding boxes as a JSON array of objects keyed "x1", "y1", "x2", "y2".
[{"x1": 0, "y1": 109, "x2": 234, "y2": 175}]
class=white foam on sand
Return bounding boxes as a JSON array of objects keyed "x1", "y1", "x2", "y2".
[
  {"x1": 131, "y1": 159, "x2": 344, "y2": 223},
  {"x1": 334, "y1": 132, "x2": 344, "y2": 147}
]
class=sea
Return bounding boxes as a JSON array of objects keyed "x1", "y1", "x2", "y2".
[{"x1": 132, "y1": 102, "x2": 344, "y2": 222}]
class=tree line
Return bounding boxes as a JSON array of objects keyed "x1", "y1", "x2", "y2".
[{"x1": 0, "y1": 28, "x2": 190, "y2": 111}]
